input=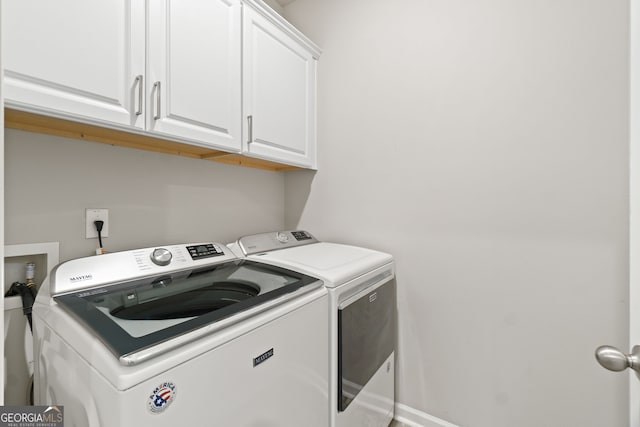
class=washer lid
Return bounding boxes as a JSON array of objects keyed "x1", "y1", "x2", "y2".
[
  {"x1": 53, "y1": 259, "x2": 321, "y2": 364},
  {"x1": 251, "y1": 242, "x2": 393, "y2": 287}
]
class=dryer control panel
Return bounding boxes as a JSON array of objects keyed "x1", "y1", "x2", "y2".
[{"x1": 237, "y1": 230, "x2": 319, "y2": 255}]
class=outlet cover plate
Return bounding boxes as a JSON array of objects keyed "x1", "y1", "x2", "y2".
[{"x1": 86, "y1": 208, "x2": 109, "y2": 239}]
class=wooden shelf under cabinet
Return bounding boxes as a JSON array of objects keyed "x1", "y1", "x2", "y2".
[{"x1": 4, "y1": 109, "x2": 300, "y2": 172}]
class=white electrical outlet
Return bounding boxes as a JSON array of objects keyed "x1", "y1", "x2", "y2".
[{"x1": 86, "y1": 208, "x2": 109, "y2": 239}]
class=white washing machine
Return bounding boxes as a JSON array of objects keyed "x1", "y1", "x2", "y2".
[
  {"x1": 230, "y1": 231, "x2": 396, "y2": 427},
  {"x1": 33, "y1": 242, "x2": 328, "y2": 427}
]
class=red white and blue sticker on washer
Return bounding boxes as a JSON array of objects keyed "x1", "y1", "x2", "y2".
[{"x1": 147, "y1": 382, "x2": 177, "y2": 414}]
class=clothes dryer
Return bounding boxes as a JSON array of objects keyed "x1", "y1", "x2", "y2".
[
  {"x1": 33, "y1": 242, "x2": 328, "y2": 427},
  {"x1": 230, "y1": 231, "x2": 396, "y2": 427}
]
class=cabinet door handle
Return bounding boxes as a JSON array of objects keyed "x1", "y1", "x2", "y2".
[
  {"x1": 134, "y1": 75, "x2": 143, "y2": 116},
  {"x1": 247, "y1": 115, "x2": 253, "y2": 144},
  {"x1": 153, "y1": 81, "x2": 161, "y2": 120}
]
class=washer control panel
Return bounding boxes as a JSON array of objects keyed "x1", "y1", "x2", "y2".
[
  {"x1": 51, "y1": 242, "x2": 237, "y2": 296},
  {"x1": 186, "y1": 243, "x2": 224, "y2": 260}
]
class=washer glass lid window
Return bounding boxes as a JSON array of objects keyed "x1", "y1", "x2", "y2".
[{"x1": 54, "y1": 260, "x2": 320, "y2": 360}]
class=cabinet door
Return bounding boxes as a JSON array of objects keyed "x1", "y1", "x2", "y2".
[
  {"x1": 2, "y1": 0, "x2": 145, "y2": 129},
  {"x1": 147, "y1": 0, "x2": 241, "y2": 151},
  {"x1": 243, "y1": 6, "x2": 317, "y2": 169}
]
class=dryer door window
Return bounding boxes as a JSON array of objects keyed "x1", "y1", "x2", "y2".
[{"x1": 338, "y1": 278, "x2": 396, "y2": 411}]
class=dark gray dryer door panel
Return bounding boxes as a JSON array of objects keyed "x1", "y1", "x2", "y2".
[{"x1": 338, "y1": 279, "x2": 396, "y2": 411}]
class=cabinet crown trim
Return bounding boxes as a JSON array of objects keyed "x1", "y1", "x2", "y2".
[{"x1": 243, "y1": 0, "x2": 322, "y2": 58}]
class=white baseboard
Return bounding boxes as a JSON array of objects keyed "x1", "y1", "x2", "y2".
[{"x1": 394, "y1": 403, "x2": 460, "y2": 427}]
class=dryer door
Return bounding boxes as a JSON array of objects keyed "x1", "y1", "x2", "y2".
[{"x1": 337, "y1": 277, "x2": 396, "y2": 411}]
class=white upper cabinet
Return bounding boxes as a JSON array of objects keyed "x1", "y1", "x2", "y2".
[
  {"x1": 242, "y1": 2, "x2": 320, "y2": 169},
  {"x1": 3, "y1": 0, "x2": 242, "y2": 152},
  {"x1": 3, "y1": 0, "x2": 145, "y2": 129},
  {"x1": 3, "y1": 0, "x2": 319, "y2": 168},
  {"x1": 147, "y1": 0, "x2": 242, "y2": 151}
]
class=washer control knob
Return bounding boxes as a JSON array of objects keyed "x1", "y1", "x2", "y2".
[
  {"x1": 150, "y1": 248, "x2": 172, "y2": 266},
  {"x1": 276, "y1": 232, "x2": 290, "y2": 243}
]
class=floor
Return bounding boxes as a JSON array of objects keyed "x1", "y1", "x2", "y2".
[{"x1": 389, "y1": 421, "x2": 411, "y2": 427}]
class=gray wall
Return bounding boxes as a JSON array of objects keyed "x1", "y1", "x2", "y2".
[
  {"x1": 5, "y1": 129, "x2": 285, "y2": 262},
  {"x1": 283, "y1": 0, "x2": 630, "y2": 426}
]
